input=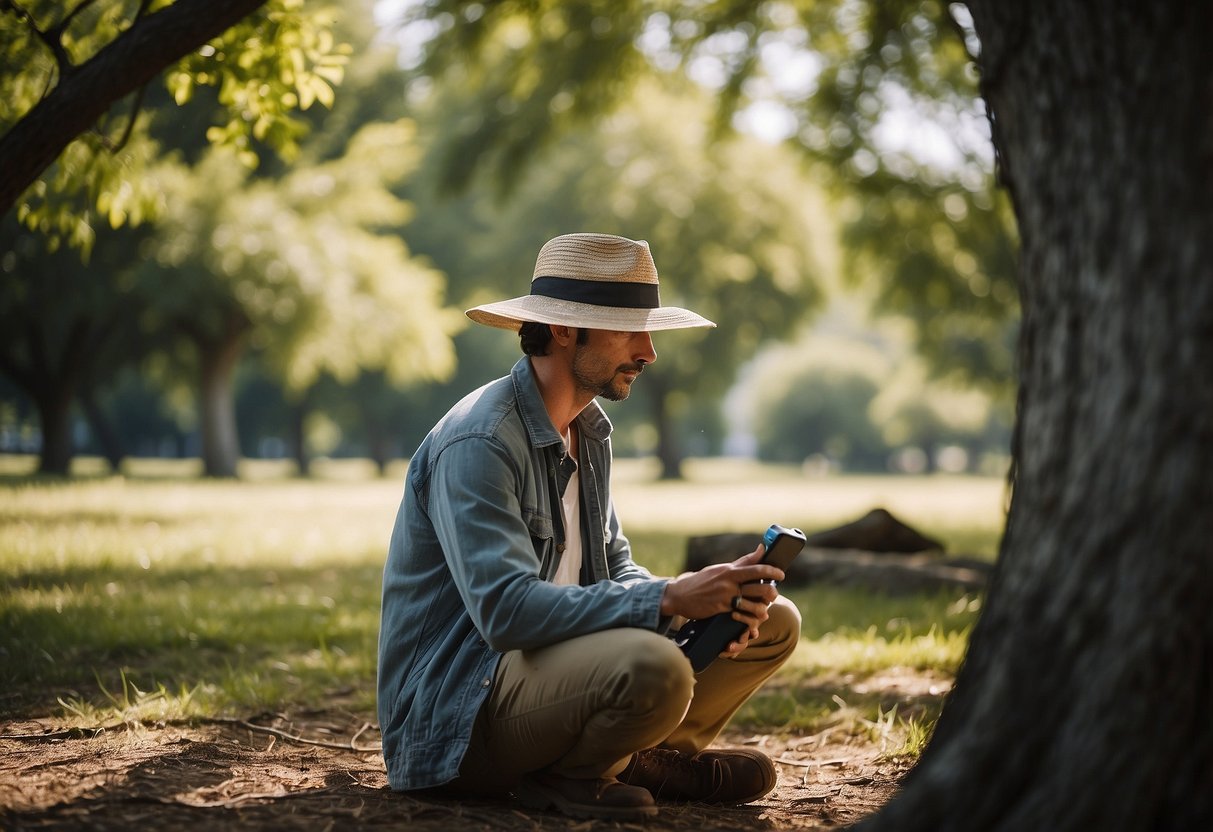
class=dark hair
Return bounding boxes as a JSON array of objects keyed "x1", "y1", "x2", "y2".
[{"x1": 518, "y1": 322, "x2": 588, "y2": 355}]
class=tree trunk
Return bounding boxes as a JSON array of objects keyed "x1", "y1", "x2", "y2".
[
  {"x1": 197, "y1": 319, "x2": 247, "y2": 478},
  {"x1": 365, "y1": 414, "x2": 392, "y2": 477},
  {"x1": 289, "y1": 397, "x2": 311, "y2": 478},
  {"x1": 1, "y1": 317, "x2": 92, "y2": 477},
  {"x1": 858, "y1": 2, "x2": 1213, "y2": 830},
  {"x1": 650, "y1": 374, "x2": 682, "y2": 480},
  {"x1": 79, "y1": 386, "x2": 125, "y2": 473},
  {"x1": 34, "y1": 389, "x2": 73, "y2": 476}
]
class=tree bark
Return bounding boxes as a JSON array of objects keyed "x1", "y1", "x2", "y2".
[
  {"x1": 0, "y1": 0, "x2": 269, "y2": 216},
  {"x1": 858, "y1": 2, "x2": 1213, "y2": 830},
  {"x1": 196, "y1": 315, "x2": 248, "y2": 478}
]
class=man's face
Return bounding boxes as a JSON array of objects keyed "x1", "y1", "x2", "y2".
[{"x1": 571, "y1": 328, "x2": 657, "y2": 401}]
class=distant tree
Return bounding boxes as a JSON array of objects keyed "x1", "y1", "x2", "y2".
[
  {"x1": 745, "y1": 336, "x2": 890, "y2": 469},
  {"x1": 0, "y1": 217, "x2": 152, "y2": 473},
  {"x1": 139, "y1": 121, "x2": 461, "y2": 477},
  {"x1": 0, "y1": 0, "x2": 350, "y2": 473},
  {"x1": 92, "y1": 366, "x2": 192, "y2": 461}
]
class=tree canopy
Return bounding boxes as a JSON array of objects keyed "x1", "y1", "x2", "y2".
[
  {"x1": 398, "y1": 71, "x2": 827, "y2": 475},
  {"x1": 386, "y1": 0, "x2": 1019, "y2": 393}
]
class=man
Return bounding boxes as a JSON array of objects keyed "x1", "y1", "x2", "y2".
[{"x1": 378, "y1": 233, "x2": 801, "y2": 820}]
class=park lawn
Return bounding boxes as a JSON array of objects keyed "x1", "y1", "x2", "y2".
[{"x1": 0, "y1": 457, "x2": 1003, "y2": 749}]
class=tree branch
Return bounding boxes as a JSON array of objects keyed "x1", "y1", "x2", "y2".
[
  {"x1": 0, "y1": 0, "x2": 270, "y2": 217},
  {"x1": 1, "y1": 0, "x2": 74, "y2": 75},
  {"x1": 94, "y1": 82, "x2": 149, "y2": 153},
  {"x1": 58, "y1": 0, "x2": 100, "y2": 31}
]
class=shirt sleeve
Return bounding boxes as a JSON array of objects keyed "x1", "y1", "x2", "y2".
[{"x1": 426, "y1": 434, "x2": 667, "y2": 652}]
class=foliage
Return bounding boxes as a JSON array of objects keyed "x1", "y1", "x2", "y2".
[
  {"x1": 165, "y1": 0, "x2": 349, "y2": 160},
  {"x1": 388, "y1": 0, "x2": 1019, "y2": 392},
  {"x1": 145, "y1": 123, "x2": 459, "y2": 393},
  {"x1": 742, "y1": 331, "x2": 1010, "y2": 471},
  {"x1": 1, "y1": 0, "x2": 348, "y2": 253},
  {"x1": 398, "y1": 73, "x2": 826, "y2": 471},
  {"x1": 0, "y1": 0, "x2": 464, "y2": 475},
  {"x1": 754, "y1": 361, "x2": 888, "y2": 468}
]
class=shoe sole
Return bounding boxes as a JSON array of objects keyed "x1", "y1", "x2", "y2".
[{"x1": 513, "y1": 780, "x2": 659, "y2": 820}]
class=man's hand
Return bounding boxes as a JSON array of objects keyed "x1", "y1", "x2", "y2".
[
  {"x1": 717, "y1": 578, "x2": 778, "y2": 658},
  {"x1": 660, "y1": 544, "x2": 783, "y2": 623}
]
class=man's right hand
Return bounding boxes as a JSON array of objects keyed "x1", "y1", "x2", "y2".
[{"x1": 659, "y1": 545, "x2": 784, "y2": 621}]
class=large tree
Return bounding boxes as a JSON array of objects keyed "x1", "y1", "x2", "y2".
[
  {"x1": 398, "y1": 0, "x2": 1212, "y2": 825},
  {"x1": 140, "y1": 122, "x2": 460, "y2": 477},
  {"x1": 856, "y1": 1, "x2": 1213, "y2": 828}
]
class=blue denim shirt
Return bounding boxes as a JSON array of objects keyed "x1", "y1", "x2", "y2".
[{"x1": 377, "y1": 356, "x2": 670, "y2": 791}]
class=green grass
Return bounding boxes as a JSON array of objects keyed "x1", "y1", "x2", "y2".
[{"x1": 1, "y1": 456, "x2": 1002, "y2": 749}]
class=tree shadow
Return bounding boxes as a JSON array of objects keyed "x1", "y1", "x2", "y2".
[{"x1": 1, "y1": 722, "x2": 794, "y2": 831}]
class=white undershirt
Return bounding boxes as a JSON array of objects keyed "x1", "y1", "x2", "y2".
[{"x1": 552, "y1": 429, "x2": 583, "y2": 586}]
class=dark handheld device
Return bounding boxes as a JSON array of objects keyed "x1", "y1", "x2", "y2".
[{"x1": 674, "y1": 524, "x2": 807, "y2": 672}]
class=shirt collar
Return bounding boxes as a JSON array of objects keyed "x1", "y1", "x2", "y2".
[{"x1": 510, "y1": 356, "x2": 614, "y2": 448}]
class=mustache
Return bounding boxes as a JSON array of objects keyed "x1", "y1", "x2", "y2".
[{"x1": 617, "y1": 363, "x2": 645, "y2": 374}]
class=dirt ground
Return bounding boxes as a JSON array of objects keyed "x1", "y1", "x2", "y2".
[{"x1": 1, "y1": 675, "x2": 940, "y2": 832}]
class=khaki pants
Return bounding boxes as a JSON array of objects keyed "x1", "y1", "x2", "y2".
[{"x1": 448, "y1": 595, "x2": 801, "y2": 795}]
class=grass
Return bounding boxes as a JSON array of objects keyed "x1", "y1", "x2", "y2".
[{"x1": 0, "y1": 456, "x2": 1004, "y2": 749}]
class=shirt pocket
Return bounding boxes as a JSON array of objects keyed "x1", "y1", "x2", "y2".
[{"x1": 524, "y1": 510, "x2": 558, "y2": 580}]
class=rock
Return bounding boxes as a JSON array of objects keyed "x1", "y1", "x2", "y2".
[
  {"x1": 682, "y1": 508, "x2": 991, "y2": 594},
  {"x1": 804, "y1": 508, "x2": 944, "y2": 554}
]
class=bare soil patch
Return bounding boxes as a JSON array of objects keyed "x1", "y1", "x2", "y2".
[
  {"x1": 1, "y1": 667, "x2": 949, "y2": 831},
  {"x1": 0, "y1": 713, "x2": 912, "y2": 831}
]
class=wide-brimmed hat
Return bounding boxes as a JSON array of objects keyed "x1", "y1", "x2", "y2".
[{"x1": 465, "y1": 233, "x2": 716, "y2": 332}]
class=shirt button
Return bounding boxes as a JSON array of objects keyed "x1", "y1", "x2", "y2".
[{"x1": 482, "y1": 678, "x2": 491, "y2": 688}]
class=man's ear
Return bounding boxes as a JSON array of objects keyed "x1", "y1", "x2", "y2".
[{"x1": 550, "y1": 325, "x2": 576, "y2": 346}]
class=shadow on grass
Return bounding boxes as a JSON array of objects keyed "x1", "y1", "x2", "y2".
[{"x1": 1, "y1": 560, "x2": 383, "y2": 719}]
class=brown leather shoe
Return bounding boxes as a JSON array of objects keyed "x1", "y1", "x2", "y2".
[
  {"x1": 513, "y1": 771, "x2": 658, "y2": 820},
  {"x1": 619, "y1": 747, "x2": 778, "y2": 804}
]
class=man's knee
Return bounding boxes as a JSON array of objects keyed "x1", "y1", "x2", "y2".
[
  {"x1": 605, "y1": 629, "x2": 695, "y2": 711},
  {"x1": 763, "y1": 595, "x2": 802, "y2": 652}
]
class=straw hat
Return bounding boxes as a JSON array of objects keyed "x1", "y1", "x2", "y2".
[{"x1": 465, "y1": 233, "x2": 716, "y2": 332}]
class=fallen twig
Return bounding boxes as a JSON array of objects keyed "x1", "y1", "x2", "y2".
[{"x1": 1, "y1": 716, "x2": 383, "y2": 753}]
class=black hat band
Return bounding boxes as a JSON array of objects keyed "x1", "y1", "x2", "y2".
[{"x1": 530, "y1": 276, "x2": 661, "y2": 309}]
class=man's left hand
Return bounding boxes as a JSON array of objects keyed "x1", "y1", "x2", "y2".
[{"x1": 719, "y1": 581, "x2": 777, "y2": 658}]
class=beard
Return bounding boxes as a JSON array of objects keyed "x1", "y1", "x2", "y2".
[{"x1": 572, "y1": 346, "x2": 643, "y2": 401}]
